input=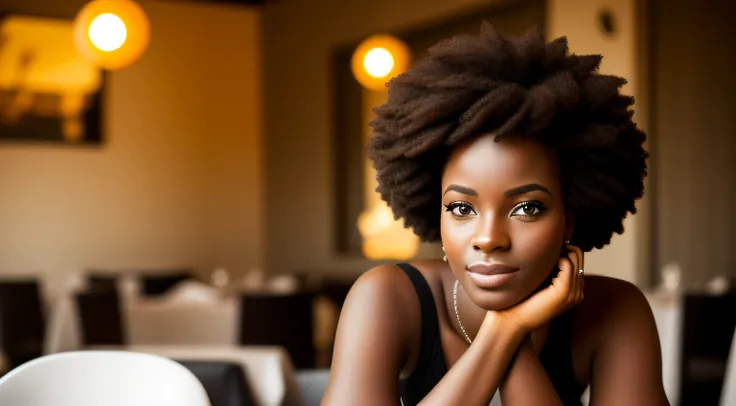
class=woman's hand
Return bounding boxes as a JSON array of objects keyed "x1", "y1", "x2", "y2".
[{"x1": 496, "y1": 244, "x2": 585, "y2": 336}]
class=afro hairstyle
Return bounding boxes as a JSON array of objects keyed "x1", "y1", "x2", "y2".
[{"x1": 368, "y1": 23, "x2": 648, "y2": 252}]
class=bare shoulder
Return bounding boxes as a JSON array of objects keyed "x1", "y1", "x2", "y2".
[
  {"x1": 342, "y1": 263, "x2": 423, "y2": 335},
  {"x1": 344, "y1": 260, "x2": 447, "y2": 331},
  {"x1": 581, "y1": 275, "x2": 651, "y2": 314},
  {"x1": 348, "y1": 263, "x2": 418, "y2": 300},
  {"x1": 323, "y1": 264, "x2": 423, "y2": 404},
  {"x1": 575, "y1": 275, "x2": 656, "y2": 345},
  {"x1": 575, "y1": 280, "x2": 669, "y2": 404}
]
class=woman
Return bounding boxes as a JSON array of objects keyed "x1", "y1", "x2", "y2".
[{"x1": 323, "y1": 24, "x2": 668, "y2": 406}]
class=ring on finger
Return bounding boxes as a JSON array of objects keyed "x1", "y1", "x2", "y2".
[{"x1": 578, "y1": 269, "x2": 584, "y2": 276}]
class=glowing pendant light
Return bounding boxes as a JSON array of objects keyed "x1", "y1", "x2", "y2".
[
  {"x1": 73, "y1": 0, "x2": 150, "y2": 70},
  {"x1": 351, "y1": 35, "x2": 411, "y2": 90}
]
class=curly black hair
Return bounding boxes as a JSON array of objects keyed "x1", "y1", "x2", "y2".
[{"x1": 368, "y1": 23, "x2": 648, "y2": 252}]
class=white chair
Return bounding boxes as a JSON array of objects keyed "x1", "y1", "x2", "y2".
[
  {"x1": 0, "y1": 351, "x2": 211, "y2": 406},
  {"x1": 95, "y1": 345, "x2": 304, "y2": 406}
]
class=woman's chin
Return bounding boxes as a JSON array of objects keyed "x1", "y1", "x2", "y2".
[
  {"x1": 461, "y1": 270, "x2": 551, "y2": 311},
  {"x1": 466, "y1": 289, "x2": 527, "y2": 311}
]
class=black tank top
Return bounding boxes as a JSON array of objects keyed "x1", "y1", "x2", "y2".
[{"x1": 396, "y1": 263, "x2": 584, "y2": 406}]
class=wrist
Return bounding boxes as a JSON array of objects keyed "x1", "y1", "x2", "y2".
[
  {"x1": 486, "y1": 310, "x2": 532, "y2": 336},
  {"x1": 481, "y1": 311, "x2": 528, "y2": 345}
]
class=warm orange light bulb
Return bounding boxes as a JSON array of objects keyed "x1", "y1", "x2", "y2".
[
  {"x1": 88, "y1": 12, "x2": 128, "y2": 52},
  {"x1": 363, "y1": 47, "x2": 394, "y2": 78},
  {"x1": 74, "y1": 0, "x2": 150, "y2": 70},
  {"x1": 351, "y1": 35, "x2": 411, "y2": 90}
]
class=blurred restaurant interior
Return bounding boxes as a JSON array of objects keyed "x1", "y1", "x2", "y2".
[{"x1": 0, "y1": 0, "x2": 733, "y2": 404}]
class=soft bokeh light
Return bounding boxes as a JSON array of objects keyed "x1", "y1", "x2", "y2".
[
  {"x1": 73, "y1": 0, "x2": 150, "y2": 70},
  {"x1": 351, "y1": 35, "x2": 410, "y2": 90},
  {"x1": 363, "y1": 47, "x2": 394, "y2": 78},
  {"x1": 88, "y1": 13, "x2": 128, "y2": 52}
]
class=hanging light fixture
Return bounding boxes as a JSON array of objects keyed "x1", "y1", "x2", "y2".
[
  {"x1": 351, "y1": 35, "x2": 411, "y2": 90},
  {"x1": 73, "y1": 0, "x2": 150, "y2": 70}
]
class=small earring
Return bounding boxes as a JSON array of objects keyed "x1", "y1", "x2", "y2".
[
  {"x1": 565, "y1": 240, "x2": 571, "y2": 244},
  {"x1": 442, "y1": 246, "x2": 447, "y2": 262}
]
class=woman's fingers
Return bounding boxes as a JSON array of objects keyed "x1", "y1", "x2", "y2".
[{"x1": 555, "y1": 255, "x2": 573, "y2": 289}]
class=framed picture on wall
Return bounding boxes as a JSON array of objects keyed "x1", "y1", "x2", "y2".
[{"x1": 0, "y1": 12, "x2": 104, "y2": 146}]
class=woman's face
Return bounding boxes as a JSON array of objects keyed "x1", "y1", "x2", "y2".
[{"x1": 440, "y1": 133, "x2": 571, "y2": 310}]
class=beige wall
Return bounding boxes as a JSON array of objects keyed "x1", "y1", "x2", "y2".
[
  {"x1": 652, "y1": 0, "x2": 736, "y2": 287},
  {"x1": 547, "y1": 0, "x2": 650, "y2": 285},
  {"x1": 0, "y1": 1, "x2": 263, "y2": 283},
  {"x1": 263, "y1": 0, "x2": 649, "y2": 284}
]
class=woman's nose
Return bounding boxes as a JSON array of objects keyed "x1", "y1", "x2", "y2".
[{"x1": 470, "y1": 215, "x2": 510, "y2": 253}]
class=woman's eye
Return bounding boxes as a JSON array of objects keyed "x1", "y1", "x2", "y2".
[
  {"x1": 445, "y1": 202, "x2": 476, "y2": 217},
  {"x1": 511, "y1": 202, "x2": 545, "y2": 217}
]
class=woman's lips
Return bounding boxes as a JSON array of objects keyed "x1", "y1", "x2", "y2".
[{"x1": 465, "y1": 263, "x2": 519, "y2": 288}]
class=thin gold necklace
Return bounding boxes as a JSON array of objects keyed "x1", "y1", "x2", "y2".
[{"x1": 453, "y1": 280, "x2": 473, "y2": 344}]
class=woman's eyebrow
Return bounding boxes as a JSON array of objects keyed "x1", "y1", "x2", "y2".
[
  {"x1": 504, "y1": 183, "x2": 551, "y2": 197},
  {"x1": 443, "y1": 184, "x2": 478, "y2": 197}
]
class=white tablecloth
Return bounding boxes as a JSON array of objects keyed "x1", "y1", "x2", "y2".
[{"x1": 90, "y1": 345, "x2": 303, "y2": 406}]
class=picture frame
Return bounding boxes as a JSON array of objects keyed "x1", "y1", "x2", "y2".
[{"x1": 0, "y1": 12, "x2": 105, "y2": 146}]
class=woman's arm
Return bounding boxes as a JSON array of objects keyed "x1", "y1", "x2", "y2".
[
  {"x1": 588, "y1": 279, "x2": 669, "y2": 406},
  {"x1": 418, "y1": 311, "x2": 526, "y2": 405},
  {"x1": 498, "y1": 337, "x2": 564, "y2": 406},
  {"x1": 497, "y1": 246, "x2": 585, "y2": 406},
  {"x1": 320, "y1": 265, "x2": 413, "y2": 406}
]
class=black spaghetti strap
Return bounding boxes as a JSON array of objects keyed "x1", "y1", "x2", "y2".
[
  {"x1": 396, "y1": 263, "x2": 442, "y2": 338},
  {"x1": 396, "y1": 263, "x2": 447, "y2": 406}
]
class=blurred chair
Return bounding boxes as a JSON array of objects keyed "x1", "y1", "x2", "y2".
[
  {"x1": 86, "y1": 274, "x2": 118, "y2": 293},
  {"x1": 177, "y1": 360, "x2": 256, "y2": 406},
  {"x1": 75, "y1": 289, "x2": 125, "y2": 346},
  {"x1": 43, "y1": 272, "x2": 89, "y2": 354},
  {"x1": 239, "y1": 292, "x2": 316, "y2": 369},
  {"x1": 86, "y1": 271, "x2": 193, "y2": 297},
  {"x1": 140, "y1": 271, "x2": 193, "y2": 297},
  {"x1": 295, "y1": 369, "x2": 330, "y2": 406},
  {"x1": 680, "y1": 293, "x2": 736, "y2": 405},
  {"x1": 0, "y1": 351, "x2": 210, "y2": 406},
  {"x1": 720, "y1": 327, "x2": 736, "y2": 406},
  {"x1": 0, "y1": 280, "x2": 46, "y2": 369},
  {"x1": 125, "y1": 291, "x2": 238, "y2": 346}
]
